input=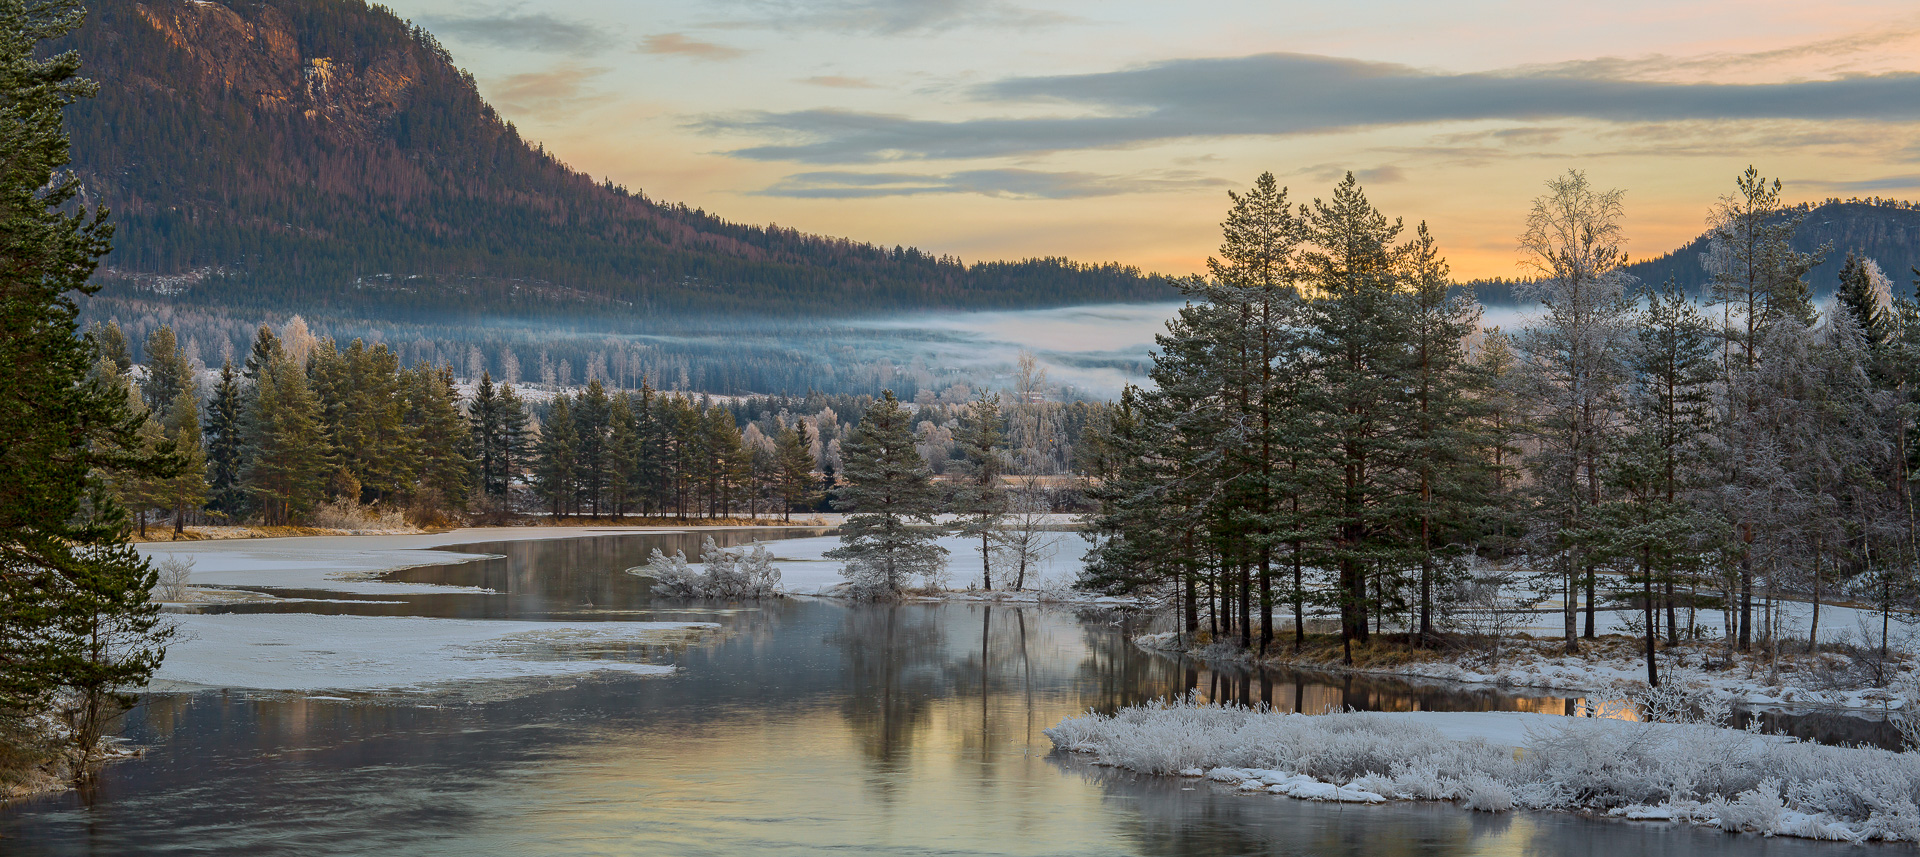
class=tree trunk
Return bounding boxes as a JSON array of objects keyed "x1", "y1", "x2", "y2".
[{"x1": 1643, "y1": 545, "x2": 1658, "y2": 687}]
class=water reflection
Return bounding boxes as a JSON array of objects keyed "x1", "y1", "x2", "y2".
[{"x1": 0, "y1": 534, "x2": 1877, "y2": 855}]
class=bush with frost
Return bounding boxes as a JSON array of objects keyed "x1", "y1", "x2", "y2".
[
  {"x1": 1047, "y1": 697, "x2": 1920, "y2": 842},
  {"x1": 639, "y1": 537, "x2": 782, "y2": 599},
  {"x1": 152, "y1": 556, "x2": 193, "y2": 601}
]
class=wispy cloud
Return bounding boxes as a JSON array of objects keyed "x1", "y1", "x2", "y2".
[
  {"x1": 697, "y1": 52, "x2": 1920, "y2": 164},
  {"x1": 639, "y1": 33, "x2": 747, "y2": 61},
  {"x1": 799, "y1": 75, "x2": 881, "y2": 89},
  {"x1": 422, "y1": 11, "x2": 611, "y2": 53},
  {"x1": 709, "y1": 0, "x2": 1076, "y2": 35},
  {"x1": 754, "y1": 168, "x2": 1231, "y2": 199},
  {"x1": 1298, "y1": 164, "x2": 1406, "y2": 185},
  {"x1": 489, "y1": 63, "x2": 608, "y2": 118},
  {"x1": 1801, "y1": 174, "x2": 1920, "y2": 192}
]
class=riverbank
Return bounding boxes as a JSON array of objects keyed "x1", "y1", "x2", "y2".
[
  {"x1": 128, "y1": 515, "x2": 838, "y2": 544},
  {"x1": 1136, "y1": 629, "x2": 1918, "y2": 715},
  {"x1": 1049, "y1": 699, "x2": 1916, "y2": 843}
]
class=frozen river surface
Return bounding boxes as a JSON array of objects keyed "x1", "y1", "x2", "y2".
[{"x1": 0, "y1": 531, "x2": 1879, "y2": 855}]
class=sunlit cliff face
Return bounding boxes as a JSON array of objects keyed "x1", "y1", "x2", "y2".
[{"x1": 386, "y1": 0, "x2": 1920, "y2": 280}]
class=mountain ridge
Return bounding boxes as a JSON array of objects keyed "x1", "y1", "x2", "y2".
[{"x1": 58, "y1": 0, "x2": 1175, "y2": 318}]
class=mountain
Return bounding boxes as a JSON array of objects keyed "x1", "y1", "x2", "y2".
[
  {"x1": 1623, "y1": 200, "x2": 1920, "y2": 299},
  {"x1": 56, "y1": 0, "x2": 1174, "y2": 319},
  {"x1": 1471, "y1": 200, "x2": 1920, "y2": 306}
]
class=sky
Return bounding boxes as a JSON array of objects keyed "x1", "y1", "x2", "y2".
[{"x1": 381, "y1": 0, "x2": 1920, "y2": 280}]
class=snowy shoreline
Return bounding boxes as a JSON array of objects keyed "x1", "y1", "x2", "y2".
[
  {"x1": 1135, "y1": 629, "x2": 1917, "y2": 717},
  {"x1": 1048, "y1": 700, "x2": 1920, "y2": 843},
  {"x1": 137, "y1": 526, "x2": 767, "y2": 694}
]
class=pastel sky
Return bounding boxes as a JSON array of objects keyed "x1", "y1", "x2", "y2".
[{"x1": 381, "y1": 0, "x2": 1920, "y2": 279}]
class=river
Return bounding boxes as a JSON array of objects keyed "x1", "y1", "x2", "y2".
[{"x1": 0, "y1": 532, "x2": 1882, "y2": 854}]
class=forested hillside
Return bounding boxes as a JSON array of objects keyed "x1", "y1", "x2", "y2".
[
  {"x1": 56, "y1": 0, "x2": 1173, "y2": 318},
  {"x1": 1471, "y1": 198, "x2": 1920, "y2": 306}
]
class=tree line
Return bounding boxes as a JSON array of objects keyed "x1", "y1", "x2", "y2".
[
  {"x1": 88, "y1": 313, "x2": 1115, "y2": 532},
  {"x1": 1081, "y1": 167, "x2": 1920, "y2": 685}
]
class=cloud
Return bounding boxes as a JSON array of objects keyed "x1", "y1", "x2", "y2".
[
  {"x1": 1298, "y1": 164, "x2": 1405, "y2": 185},
  {"x1": 422, "y1": 12, "x2": 611, "y2": 53},
  {"x1": 754, "y1": 168, "x2": 1232, "y2": 199},
  {"x1": 696, "y1": 52, "x2": 1920, "y2": 164},
  {"x1": 489, "y1": 64, "x2": 608, "y2": 118},
  {"x1": 709, "y1": 0, "x2": 1076, "y2": 35},
  {"x1": 639, "y1": 33, "x2": 746, "y2": 61},
  {"x1": 1801, "y1": 174, "x2": 1920, "y2": 192},
  {"x1": 799, "y1": 75, "x2": 880, "y2": 89}
]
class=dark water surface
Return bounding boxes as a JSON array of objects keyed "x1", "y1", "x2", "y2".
[{"x1": 0, "y1": 533, "x2": 1884, "y2": 854}]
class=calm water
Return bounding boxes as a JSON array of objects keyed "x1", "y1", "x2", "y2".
[{"x1": 0, "y1": 533, "x2": 1885, "y2": 854}]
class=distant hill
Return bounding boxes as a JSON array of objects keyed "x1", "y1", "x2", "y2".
[
  {"x1": 57, "y1": 0, "x2": 1174, "y2": 319},
  {"x1": 1624, "y1": 200, "x2": 1920, "y2": 299},
  {"x1": 1469, "y1": 200, "x2": 1920, "y2": 307}
]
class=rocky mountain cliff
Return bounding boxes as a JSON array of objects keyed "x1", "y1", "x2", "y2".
[{"x1": 59, "y1": 0, "x2": 1171, "y2": 318}]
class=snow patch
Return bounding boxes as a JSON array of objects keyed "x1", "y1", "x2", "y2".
[{"x1": 155, "y1": 613, "x2": 716, "y2": 692}]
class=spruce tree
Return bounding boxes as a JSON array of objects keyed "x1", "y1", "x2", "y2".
[
  {"x1": 242, "y1": 347, "x2": 331, "y2": 525},
  {"x1": 826, "y1": 391, "x2": 947, "y2": 598},
  {"x1": 203, "y1": 360, "x2": 247, "y2": 517},
  {"x1": 535, "y1": 395, "x2": 578, "y2": 517},
  {"x1": 160, "y1": 387, "x2": 207, "y2": 536},
  {"x1": 403, "y1": 364, "x2": 472, "y2": 513},
  {"x1": 952, "y1": 393, "x2": 1006, "y2": 588},
  {"x1": 775, "y1": 421, "x2": 817, "y2": 521}
]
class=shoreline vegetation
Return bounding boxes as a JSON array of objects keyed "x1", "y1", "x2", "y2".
[{"x1": 1047, "y1": 699, "x2": 1920, "y2": 843}]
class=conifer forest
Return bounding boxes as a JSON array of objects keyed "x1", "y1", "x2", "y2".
[{"x1": 15, "y1": 0, "x2": 1920, "y2": 850}]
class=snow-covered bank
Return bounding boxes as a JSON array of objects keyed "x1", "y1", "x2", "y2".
[
  {"x1": 136, "y1": 525, "x2": 786, "y2": 599},
  {"x1": 156, "y1": 614, "x2": 714, "y2": 692},
  {"x1": 1049, "y1": 700, "x2": 1920, "y2": 842},
  {"x1": 1137, "y1": 631, "x2": 1916, "y2": 713},
  {"x1": 753, "y1": 532, "x2": 1099, "y2": 597}
]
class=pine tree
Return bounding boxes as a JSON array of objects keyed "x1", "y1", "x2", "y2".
[
  {"x1": 0, "y1": 0, "x2": 173, "y2": 771},
  {"x1": 952, "y1": 393, "x2": 1006, "y2": 588},
  {"x1": 827, "y1": 391, "x2": 947, "y2": 598},
  {"x1": 1299, "y1": 172, "x2": 1420, "y2": 662},
  {"x1": 1402, "y1": 222, "x2": 1486, "y2": 643},
  {"x1": 139, "y1": 325, "x2": 191, "y2": 417}
]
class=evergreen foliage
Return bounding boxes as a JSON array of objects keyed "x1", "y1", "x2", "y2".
[
  {"x1": 827, "y1": 391, "x2": 947, "y2": 598},
  {"x1": 0, "y1": 0, "x2": 173, "y2": 776}
]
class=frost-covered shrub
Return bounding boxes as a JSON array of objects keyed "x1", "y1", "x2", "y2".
[
  {"x1": 1627, "y1": 681, "x2": 1731, "y2": 726},
  {"x1": 640, "y1": 538, "x2": 782, "y2": 599},
  {"x1": 153, "y1": 556, "x2": 193, "y2": 601},
  {"x1": 1048, "y1": 698, "x2": 1920, "y2": 842},
  {"x1": 1713, "y1": 779, "x2": 1784, "y2": 832}
]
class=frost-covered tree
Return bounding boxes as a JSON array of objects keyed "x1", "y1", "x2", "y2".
[
  {"x1": 1703, "y1": 166, "x2": 1827, "y2": 650},
  {"x1": 1514, "y1": 169, "x2": 1635, "y2": 652},
  {"x1": 827, "y1": 391, "x2": 947, "y2": 598}
]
